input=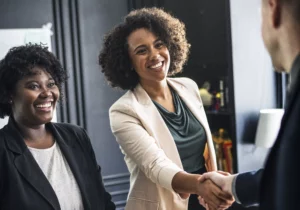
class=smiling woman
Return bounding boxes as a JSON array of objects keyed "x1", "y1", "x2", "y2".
[
  {"x1": 0, "y1": 43, "x2": 115, "y2": 210},
  {"x1": 99, "y1": 7, "x2": 234, "y2": 210}
]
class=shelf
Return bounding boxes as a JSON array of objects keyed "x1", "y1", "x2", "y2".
[{"x1": 205, "y1": 110, "x2": 232, "y2": 115}]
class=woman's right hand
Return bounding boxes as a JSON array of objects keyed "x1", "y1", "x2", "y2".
[{"x1": 196, "y1": 178, "x2": 234, "y2": 210}]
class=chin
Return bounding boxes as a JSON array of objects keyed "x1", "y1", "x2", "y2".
[
  {"x1": 272, "y1": 58, "x2": 286, "y2": 73},
  {"x1": 37, "y1": 115, "x2": 53, "y2": 125}
]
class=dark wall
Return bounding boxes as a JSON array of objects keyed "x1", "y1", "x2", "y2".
[
  {"x1": 0, "y1": 0, "x2": 129, "y2": 208},
  {"x1": 0, "y1": 1, "x2": 54, "y2": 28}
]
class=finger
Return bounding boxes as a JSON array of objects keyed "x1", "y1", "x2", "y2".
[
  {"x1": 207, "y1": 204, "x2": 218, "y2": 210},
  {"x1": 204, "y1": 192, "x2": 223, "y2": 209},
  {"x1": 209, "y1": 183, "x2": 234, "y2": 208},
  {"x1": 214, "y1": 187, "x2": 233, "y2": 200},
  {"x1": 217, "y1": 170, "x2": 231, "y2": 176},
  {"x1": 206, "y1": 203, "x2": 210, "y2": 210},
  {"x1": 199, "y1": 173, "x2": 211, "y2": 182},
  {"x1": 201, "y1": 180, "x2": 225, "y2": 209},
  {"x1": 198, "y1": 196, "x2": 207, "y2": 207}
]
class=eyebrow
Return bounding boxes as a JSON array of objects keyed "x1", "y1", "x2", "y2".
[
  {"x1": 133, "y1": 38, "x2": 161, "y2": 53},
  {"x1": 24, "y1": 78, "x2": 54, "y2": 85}
]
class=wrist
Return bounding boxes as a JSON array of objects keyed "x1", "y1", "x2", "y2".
[
  {"x1": 224, "y1": 174, "x2": 236, "y2": 194},
  {"x1": 195, "y1": 174, "x2": 204, "y2": 195}
]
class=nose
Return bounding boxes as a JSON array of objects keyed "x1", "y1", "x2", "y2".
[
  {"x1": 40, "y1": 88, "x2": 52, "y2": 98},
  {"x1": 149, "y1": 48, "x2": 160, "y2": 60}
]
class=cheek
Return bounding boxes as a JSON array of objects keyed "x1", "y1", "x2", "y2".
[
  {"x1": 133, "y1": 57, "x2": 146, "y2": 72},
  {"x1": 54, "y1": 88, "x2": 60, "y2": 100}
]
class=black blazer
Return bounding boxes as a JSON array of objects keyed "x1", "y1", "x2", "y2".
[
  {"x1": 235, "y1": 169, "x2": 263, "y2": 206},
  {"x1": 234, "y1": 55, "x2": 300, "y2": 209},
  {"x1": 0, "y1": 118, "x2": 115, "y2": 210},
  {"x1": 259, "y1": 55, "x2": 300, "y2": 210}
]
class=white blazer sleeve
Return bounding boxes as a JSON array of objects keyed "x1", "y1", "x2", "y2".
[{"x1": 109, "y1": 104, "x2": 183, "y2": 192}]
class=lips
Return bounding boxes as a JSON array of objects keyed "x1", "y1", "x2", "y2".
[
  {"x1": 34, "y1": 100, "x2": 54, "y2": 112},
  {"x1": 36, "y1": 102, "x2": 52, "y2": 108},
  {"x1": 148, "y1": 61, "x2": 164, "y2": 71}
]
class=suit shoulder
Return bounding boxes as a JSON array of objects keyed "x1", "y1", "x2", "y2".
[
  {"x1": 109, "y1": 90, "x2": 135, "y2": 112},
  {"x1": 169, "y1": 77, "x2": 199, "y2": 91},
  {"x1": 52, "y1": 122, "x2": 85, "y2": 135},
  {"x1": 0, "y1": 127, "x2": 8, "y2": 151}
]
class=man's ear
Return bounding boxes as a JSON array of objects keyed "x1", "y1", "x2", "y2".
[{"x1": 269, "y1": 0, "x2": 282, "y2": 28}]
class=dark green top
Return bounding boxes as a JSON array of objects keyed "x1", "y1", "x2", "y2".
[{"x1": 153, "y1": 87, "x2": 206, "y2": 173}]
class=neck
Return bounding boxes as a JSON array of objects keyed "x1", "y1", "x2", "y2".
[
  {"x1": 14, "y1": 118, "x2": 48, "y2": 143},
  {"x1": 140, "y1": 79, "x2": 171, "y2": 100},
  {"x1": 278, "y1": 21, "x2": 300, "y2": 72}
]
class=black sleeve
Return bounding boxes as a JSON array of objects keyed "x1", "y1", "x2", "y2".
[
  {"x1": 235, "y1": 169, "x2": 263, "y2": 207},
  {"x1": 81, "y1": 128, "x2": 116, "y2": 210}
]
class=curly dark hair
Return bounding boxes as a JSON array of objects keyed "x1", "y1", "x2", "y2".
[
  {"x1": 99, "y1": 7, "x2": 190, "y2": 90},
  {"x1": 0, "y1": 43, "x2": 68, "y2": 118}
]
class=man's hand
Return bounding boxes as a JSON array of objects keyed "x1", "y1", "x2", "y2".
[
  {"x1": 197, "y1": 171, "x2": 236, "y2": 209},
  {"x1": 200, "y1": 171, "x2": 237, "y2": 195}
]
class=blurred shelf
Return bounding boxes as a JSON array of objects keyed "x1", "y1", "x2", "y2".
[{"x1": 205, "y1": 110, "x2": 232, "y2": 115}]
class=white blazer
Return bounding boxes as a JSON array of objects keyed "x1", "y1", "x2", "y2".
[{"x1": 109, "y1": 77, "x2": 217, "y2": 210}]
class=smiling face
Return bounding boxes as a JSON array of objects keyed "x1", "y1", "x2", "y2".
[
  {"x1": 11, "y1": 67, "x2": 59, "y2": 127},
  {"x1": 127, "y1": 28, "x2": 171, "y2": 86}
]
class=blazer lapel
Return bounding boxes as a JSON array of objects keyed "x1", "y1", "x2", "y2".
[
  {"x1": 14, "y1": 150, "x2": 61, "y2": 210},
  {"x1": 167, "y1": 79, "x2": 209, "y2": 130},
  {"x1": 167, "y1": 78, "x2": 217, "y2": 171},
  {"x1": 4, "y1": 118, "x2": 60, "y2": 210},
  {"x1": 133, "y1": 84, "x2": 183, "y2": 169},
  {"x1": 49, "y1": 124, "x2": 91, "y2": 210}
]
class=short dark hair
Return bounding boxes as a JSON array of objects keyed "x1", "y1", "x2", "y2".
[
  {"x1": 0, "y1": 43, "x2": 68, "y2": 118},
  {"x1": 286, "y1": 0, "x2": 300, "y2": 22},
  {"x1": 99, "y1": 7, "x2": 190, "y2": 90},
  {"x1": 273, "y1": 0, "x2": 300, "y2": 22}
]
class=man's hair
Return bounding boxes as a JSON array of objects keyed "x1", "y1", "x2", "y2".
[
  {"x1": 282, "y1": 0, "x2": 300, "y2": 22},
  {"x1": 263, "y1": 0, "x2": 300, "y2": 22}
]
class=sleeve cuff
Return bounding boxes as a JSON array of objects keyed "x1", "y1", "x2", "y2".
[
  {"x1": 232, "y1": 175, "x2": 241, "y2": 204},
  {"x1": 157, "y1": 165, "x2": 183, "y2": 191}
]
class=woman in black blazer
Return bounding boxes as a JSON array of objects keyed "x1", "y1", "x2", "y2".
[{"x1": 0, "y1": 44, "x2": 115, "y2": 210}]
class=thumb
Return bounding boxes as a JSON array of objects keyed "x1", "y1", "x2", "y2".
[{"x1": 199, "y1": 172, "x2": 215, "y2": 182}]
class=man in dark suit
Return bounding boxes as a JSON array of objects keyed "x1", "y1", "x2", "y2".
[{"x1": 200, "y1": 0, "x2": 300, "y2": 209}]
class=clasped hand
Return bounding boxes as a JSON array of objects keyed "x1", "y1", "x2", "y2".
[{"x1": 196, "y1": 171, "x2": 235, "y2": 210}]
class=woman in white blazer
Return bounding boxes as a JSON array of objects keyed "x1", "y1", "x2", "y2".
[{"x1": 99, "y1": 7, "x2": 234, "y2": 210}]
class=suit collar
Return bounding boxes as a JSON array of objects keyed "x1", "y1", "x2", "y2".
[
  {"x1": 4, "y1": 117, "x2": 72, "y2": 155},
  {"x1": 268, "y1": 54, "x2": 300, "y2": 161},
  {"x1": 2, "y1": 118, "x2": 60, "y2": 209},
  {"x1": 131, "y1": 78, "x2": 210, "y2": 169},
  {"x1": 286, "y1": 54, "x2": 300, "y2": 109},
  {"x1": 2, "y1": 118, "x2": 77, "y2": 210},
  {"x1": 133, "y1": 78, "x2": 186, "y2": 105}
]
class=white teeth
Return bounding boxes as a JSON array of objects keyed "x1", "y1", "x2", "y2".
[
  {"x1": 149, "y1": 62, "x2": 163, "y2": 69},
  {"x1": 36, "y1": 102, "x2": 51, "y2": 108}
]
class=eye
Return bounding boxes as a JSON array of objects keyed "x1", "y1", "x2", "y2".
[
  {"x1": 28, "y1": 84, "x2": 39, "y2": 90},
  {"x1": 136, "y1": 48, "x2": 147, "y2": 55},
  {"x1": 48, "y1": 82, "x2": 56, "y2": 88},
  {"x1": 155, "y1": 41, "x2": 165, "y2": 48}
]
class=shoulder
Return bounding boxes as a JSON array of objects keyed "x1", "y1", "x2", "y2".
[
  {"x1": 52, "y1": 122, "x2": 84, "y2": 134},
  {"x1": 0, "y1": 127, "x2": 8, "y2": 151},
  {"x1": 109, "y1": 90, "x2": 136, "y2": 115},
  {"x1": 168, "y1": 77, "x2": 199, "y2": 91},
  {"x1": 51, "y1": 122, "x2": 87, "y2": 141}
]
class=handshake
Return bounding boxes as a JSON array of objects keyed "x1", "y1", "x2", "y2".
[{"x1": 196, "y1": 171, "x2": 237, "y2": 210}]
